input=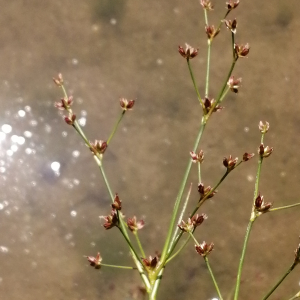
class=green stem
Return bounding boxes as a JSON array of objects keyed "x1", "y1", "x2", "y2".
[
  {"x1": 107, "y1": 110, "x2": 126, "y2": 145},
  {"x1": 205, "y1": 40, "x2": 211, "y2": 97},
  {"x1": 134, "y1": 231, "x2": 146, "y2": 258},
  {"x1": 288, "y1": 291, "x2": 300, "y2": 300},
  {"x1": 101, "y1": 263, "x2": 136, "y2": 269},
  {"x1": 189, "y1": 232, "x2": 223, "y2": 300},
  {"x1": 187, "y1": 59, "x2": 204, "y2": 105},
  {"x1": 233, "y1": 220, "x2": 254, "y2": 300},
  {"x1": 204, "y1": 256, "x2": 224, "y2": 300},
  {"x1": 160, "y1": 118, "x2": 206, "y2": 264},
  {"x1": 166, "y1": 234, "x2": 191, "y2": 263},
  {"x1": 168, "y1": 183, "x2": 193, "y2": 256},
  {"x1": 269, "y1": 202, "x2": 300, "y2": 212},
  {"x1": 198, "y1": 162, "x2": 201, "y2": 183},
  {"x1": 234, "y1": 134, "x2": 265, "y2": 300},
  {"x1": 261, "y1": 262, "x2": 298, "y2": 300},
  {"x1": 205, "y1": 31, "x2": 236, "y2": 120}
]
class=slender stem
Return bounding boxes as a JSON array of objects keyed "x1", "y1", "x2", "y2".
[
  {"x1": 261, "y1": 262, "x2": 297, "y2": 300},
  {"x1": 205, "y1": 40, "x2": 211, "y2": 97},
  {"x1": 203, "y1": 8, "x2": 208, "y2": 25},
  {"x1": 107, "y1": 110, "x2": 126, "y2": 145},
  {"x1": 269, "y1": 202, "x2": 300, "y2": 212},
  {"x1": 234, "y1": 134, "x2": 265, "y2": 300},
  {"x1": 149, "y1": 268, "x2": 164, "y2": 300},
  {"x1": 166, "y1": 234, "x2": 191, "y2": 263},
  {"x1": 160, "y1": 118, "x2": 206, "y2": 264},
  {"x1": 167, "y1": 169, "x2": 230, "y2": 260},
  {"x1": 187, "y1": 59, "x2": 204, "y2": 105},
  {"x1": 288, "y1": 291, "x2": 300, "y2": 300},
  {"x1": 117, "y1": 227, "x2": 143, "y2": 265},
  {"x1": 205, "y1": 32, "x2": 236, "y2": 120},
  {"x1": 198, "y1": 162, "x2": 201, "y2": 183},
  {"x1": 204, "y1": 256, "x2": 224, "y2": 300},
  {"x1": 233, "y1": 220, "x2": 254, "y2": 300},
  {"x1": 101, "y1": 263, "x2": 136, "y2": 269},
  {"x1": 189, "y1": 232, "x2": 223, "y2": 300},
  {"x1": 168, "y1": 183, "x2": 193, "y2": 256},
  {"x1": 134, "y1": 231, "x2": 146, "y2": 258}
]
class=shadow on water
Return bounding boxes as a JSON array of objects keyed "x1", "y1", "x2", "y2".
[{"x1": 0, "y1": 1, "x2": 300, "y2": 300}]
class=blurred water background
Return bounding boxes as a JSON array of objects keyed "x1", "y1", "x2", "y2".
[{"x1": 0, "y1": 1, "x2": 300, "y2": 299}]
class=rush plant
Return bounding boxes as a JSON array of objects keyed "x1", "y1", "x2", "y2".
[{"x1": 53, "y1": 1, "x2": 300, "y2": 299}]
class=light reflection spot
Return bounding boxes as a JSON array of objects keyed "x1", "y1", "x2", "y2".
[
  {"x1": 72, "y1": 58, "x2": 78, "y2": 65},
  {"x1": 10, "y1": 145, "x2": 18, "y2": 152},
  {"x1": 78, "y1": 117, "x2": 86, "y2": 126},
  {"x1": 51, "y1": 161, "x2": 60, "y2": 172},
  {"x1": 6, "y1": 149, "x2": 13, "y2": 156},
  {"x1": 70, "y1": 210, "x2": 77, "y2": 217},
  {"x1": 24, "y1": 131, "x2": 32, "y2": 138},
  {"x1": 18, "y1": 110, "x2": 26, "y2": 117},
  {"x1": 29, "y1": 120, "x2": 38, "y2": 127},
  {"x1": 25, "y1": 148, "x2": 33, "y2": 155},
  {"x1": 110, "y1": 18, "x2": 117, "y2": 25},
  {"x1": 247, "y1": 175, "x2": 254, "y2": 182},
  {"x1": 244, "y1": 127, "x2": 249, "y2": 133},
  {"x1": 0, "y1": 167, "x2": 6, "y2": 174},
  {"x1": 0, "y1": 246, "x2": 9, "y2": 253},
  {"x1": 72, "y1": 150, "x2": 80, "y2": 158},
  {"x1": 24, "y1": 106, "x2": 31, "y2": 112},
  {"x1": 0, "y1": 132, "x2": 5, "y2": 141},
  {"x1": 0, "y1": 203, "x2": 4, "y2": 210},
  {"x1": 1, "y1": 124, "x2": 12, "y2": 133}
]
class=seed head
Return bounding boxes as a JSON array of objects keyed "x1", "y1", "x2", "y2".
[
  {"x1": 254, "y1": 193, "x2": 272, "y2": 214},
  {"x1": 86, "y1": 252, "x2": 102, "y2": 269},
  {"x1": 190, "y1": 150, "x2": 204, "y2": 163},
  {"x1": 127, "y1": 216, "x2": 145, "y2": 233},
  {"x1": 227, "y1": 76, "x2": 242, "y2": 93},
  {"x1": 259, "y1": 121, "x2": 270, "y2": 134},
  {"x1": 223, "y1": 155, "x2": 238, "y2": 171},
  {"x1": 178, "y1": 44, "x2": 198, "y2": 60},
  {"x1": 120, "y1": 98, "x2": 135, "y2": 111},
  {"x1": 195, "y1": 241, "x2": 214, "y2": 257},
  {"x1": 200, "y1": 0, "x2": 214, "y2": 10},
  {"x1": 224, "y1": 19, "x2": 237, "y2": 34},
  {"x1": 258, "y1": 143, "x2": 273, "y2": 158},
  {"x1": 234, "y1": 43, "x2": 250, "y2": 58},
  {"x1": 64, "y1": 113, "x2": 76, "y2": 125}
]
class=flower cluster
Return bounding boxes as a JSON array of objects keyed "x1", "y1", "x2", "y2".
[
  {"x1": 254, "y1": 193, "x2": 272, "y2": 214},
  {"x1": 101, "y1": 209, "x2": 119, "y2": 230},
  {"x1": 198, "y1": 183, "x2": 217, "y2": 201},
  {"x1": 203, "y1": 97, "x2": 223, "y2": 114},
  {"x1": 142, "y1": 256, "x2": 159, "y2": 271},
  {"x1": 178, "y1": 214, "x2": 207, "y2": 232},
  {"x1": 223, "y1": 155, "x2": 238, "y2": 171},
  {"x1": 86, "y1": 252, "x2": 102, "y2": 269},
  {"x1": 258, "y1": 143, "x2": 273, "y2": 158},
  {"x1": 127, "y1": 216, "x2": 145, "y2": 233},
  {"x1": 90, "y1": 140, "x2": 108, "y2": 155},
  {"x1": 227, "y1": 76, "x2": 242, "y2": 93},
  {"x1": 190, "y1": 150, "x2": 204, "y2": 164},
  {"x1": 195, "y1": 241, "x2": 214, "y2": 257},
  {"x1": 178, "y1": 44, "x2": 198, "y2": 60}
]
